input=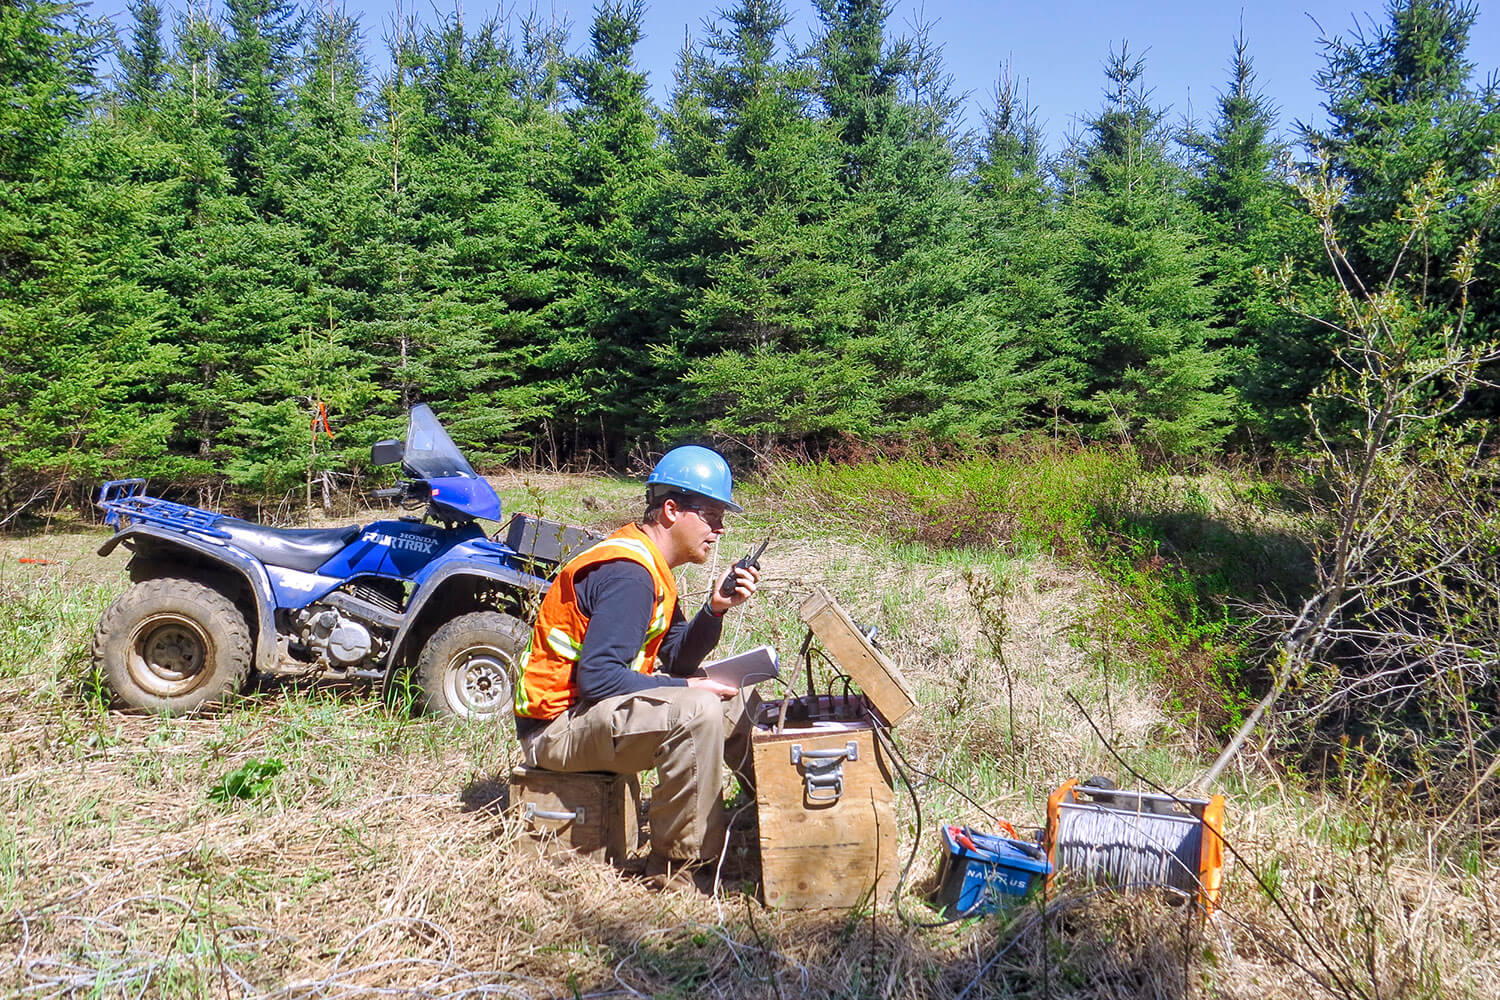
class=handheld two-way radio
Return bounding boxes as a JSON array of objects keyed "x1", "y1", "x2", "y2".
[{"x1": 719, "y1": 537, "x2": 769, "y2": 597}]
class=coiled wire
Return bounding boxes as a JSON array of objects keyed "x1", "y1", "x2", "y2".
[{"x1": 1053, "y1": 802, "x2": 1203, "y2": 894}]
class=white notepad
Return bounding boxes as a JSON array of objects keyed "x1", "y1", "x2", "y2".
[{"x1": 701, "y1": 644, "x2": 780, "y2": 687}]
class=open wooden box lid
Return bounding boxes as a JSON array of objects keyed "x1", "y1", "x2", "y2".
[{"x1": 798, "y1": 586, "x2": 917, "y2": 725}]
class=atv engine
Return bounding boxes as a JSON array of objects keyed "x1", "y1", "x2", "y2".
[
  {"x1": 287, "y1": 582, "x2": 403, "y2": 673},
  {"x1": 296, "y1": 607, "x2": 375, "y2": 666}
]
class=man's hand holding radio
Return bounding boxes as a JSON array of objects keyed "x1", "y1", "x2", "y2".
[
  {"x1": 709, "y1": 559, "x2": 761, "y2": 614},
  {"x1": 710, "y1": 537, "x2": 766, "y2": 614}
]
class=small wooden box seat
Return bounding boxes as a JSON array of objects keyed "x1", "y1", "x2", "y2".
[{"x1": 509, "y1": 765, "x2": 639, "y2": 864}]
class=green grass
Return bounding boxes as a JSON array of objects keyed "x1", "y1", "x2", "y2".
[
  {"x1": 0, "y1": 577, "x2": 115, "y2": 684},
  {"x1": 757, "y1": 446, "x2": 1143, "y2": 553}
]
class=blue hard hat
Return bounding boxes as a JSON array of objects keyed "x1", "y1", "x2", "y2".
[{"x1": 646, "y1": 446, "x2": 743, "y2": 512}]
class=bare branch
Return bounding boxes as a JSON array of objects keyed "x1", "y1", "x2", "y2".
[{"x1": 0, "y1": 489, "x2": 49, "y2": 530}]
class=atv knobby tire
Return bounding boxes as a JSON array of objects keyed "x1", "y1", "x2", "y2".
[
  {"x1": 93, "y1": 577, "x2": 252, "y2": 715},
  {"x1": 414, "y1": 611, "x2": 526, "y2": 719}
]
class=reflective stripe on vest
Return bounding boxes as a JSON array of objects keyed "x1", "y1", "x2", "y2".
[
  {"x1": 546, "y1": 627, "x2": 581, "y2": 660},
  {"x1": 513, "y1": 523, "x2": 678, "y2": 721}
]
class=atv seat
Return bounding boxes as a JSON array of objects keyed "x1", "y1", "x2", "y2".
[{"x1": 218, "y1": 519, "x2": 360, "y2": 573}]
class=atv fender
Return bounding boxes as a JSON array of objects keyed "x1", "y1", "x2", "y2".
[
  {"x1": 99, "y1": 525, "x2": 281, "y2": 673},
  {"x1": 386, "y1": 560, "x2": 547, "y2": 673}
]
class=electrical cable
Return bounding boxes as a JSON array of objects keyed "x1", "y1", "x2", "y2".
[
  {"x1": 876, "y1": 722, "x2": 1007, "y2": 830},
  {"x1": 873, "y1": 711, "x2": 1026, "y2": 929},
  {"x1": 870, "y1": 713, "x2": 951, "y2": 929},
  {"x1": 799, "y1": 629, "x2": 814, "y2": 709},
  {"x1": 784, "y1": 606, "x2": 1008, "y2": 823}
]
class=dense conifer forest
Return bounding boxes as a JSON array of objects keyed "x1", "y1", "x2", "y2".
[{"x1": 2, "y1": 0, "x2": 1497, "y2": 510}]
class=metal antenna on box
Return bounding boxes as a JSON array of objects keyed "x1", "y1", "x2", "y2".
[{"x1": 801, "y1": 629, "x2": 816, "y2": 704}]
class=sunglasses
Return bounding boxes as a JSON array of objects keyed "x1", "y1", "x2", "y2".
[{"x1": 677, "y1": 502, "x2": 728, "y2": 527}]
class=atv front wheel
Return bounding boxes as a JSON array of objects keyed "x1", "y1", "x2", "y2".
[
  {"x1": 93, "y1": 577, "x2": 252, "y2": 714},
  {"x1": 413, "y1": 611, "x2": 526, "y2": 719}
]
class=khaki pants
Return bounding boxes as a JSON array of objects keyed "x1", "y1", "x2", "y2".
[{"x1": 520, "y1": 686, "x2": 757, "y2": 861}]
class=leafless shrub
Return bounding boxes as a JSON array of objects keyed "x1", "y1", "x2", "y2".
[{"x1": 1206, "y1": 156, "x2": 1500, "y2": 817}]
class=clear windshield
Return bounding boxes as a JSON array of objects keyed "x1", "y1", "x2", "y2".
[{"x1": 402, "y1": 404, "x2": 481, "y2": 481}]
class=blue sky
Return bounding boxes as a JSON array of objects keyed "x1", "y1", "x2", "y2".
[{"x1": 91, "y1": 1, "x2": 1500, "y2": 154}]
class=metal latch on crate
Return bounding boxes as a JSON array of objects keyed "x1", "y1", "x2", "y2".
[
  {"x1": 523, "y1": 802, "x2": 583, "y2": 825},
  {"x1": 791, "y1": 742, "x2": 858, "y2": 802}
]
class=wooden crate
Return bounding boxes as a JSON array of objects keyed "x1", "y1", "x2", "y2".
[
  {"x1": 752, "y1": 700, "x2": 898, "y2": 909},
  {"x1": 510, "y1": 766, "x2": 639, "y2": 864}
]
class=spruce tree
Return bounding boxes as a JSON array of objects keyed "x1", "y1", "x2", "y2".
[
  {"x1": 146, "y1": 7, "x2": 307, "y2": 482},
  {"x1": 119, "y1": 0, "x2": 167, "y2": 109},
  {"x1": 806, "y1": 0, "x2": 1019, "y2": 442},
  {"x1": 366, "y1": 19, "x2": 427, "y2": 419},
  {"x1": 1307, "y1": 0, "x2": 1496, "y2": 272},
  {"x1": 364, "y1": 13, "x2": 562, "y2": 464},
  {"x1": 971, "y1": 67, "x2": 1073, "y2": 437},
  {"x1": 660, "y1": 0, "x2": 870, "y2": 449},
  {"x1": 220, "y1": 0, "x2": 303, "y2": 208},
  {"x1": 1060, "y1": 43, "x2": 1231, "y2": 454},
  {"x1": 225, "y1": 7, "x2": 380, "y2": 499},
  {"x1": 809, "y1": 0, "x2": 908, "y2": 184},
  {"x1": 378, "y1": 12, "x2": 522, "y2": 421},
  {"x1": 1301, "y1": 0, "x2": 1500, "y2": 424},
  {"x1": 0, "y1": 1, "x2": 178, "y2": 507},
  {"x1": 1187, "y1": 32, "x2": 1322, "y2": 444},
  {"x1": 547, "y1": 0, "x2": 663, "y2": 459}
]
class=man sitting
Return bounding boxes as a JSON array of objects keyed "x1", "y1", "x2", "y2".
[{"x1": 513, "y1": 446, "x2": 760, "y2": 884}]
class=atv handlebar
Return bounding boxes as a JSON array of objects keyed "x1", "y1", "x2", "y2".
[{"x1": 372, "y1": 480, "x2": 431, "y2": 510}]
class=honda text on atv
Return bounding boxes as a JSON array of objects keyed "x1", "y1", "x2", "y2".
[{"x1": 91, "y1": 404, "x2": 596, "y2": 719}]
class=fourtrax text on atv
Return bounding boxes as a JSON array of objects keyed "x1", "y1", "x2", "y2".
[{"x1": 91, "y1": 404, "x2": 598, "y2": 718}]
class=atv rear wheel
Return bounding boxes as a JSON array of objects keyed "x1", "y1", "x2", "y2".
[
  {"x1": 93, "y1": 577, "x2": 252, "y2": 715},
  {"x1": 413, "y1": 611, "x2": 526, "y2": 719}
]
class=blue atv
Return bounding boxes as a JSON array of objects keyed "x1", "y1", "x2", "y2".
[{"x1": 91, "y1": 404, "x2": 597, "y2": 718}]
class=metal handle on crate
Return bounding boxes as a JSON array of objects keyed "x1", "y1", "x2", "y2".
[
  {"x1": 523, "y1": 802, "x2": 584, "y2": 824},
  {"x1": 790, "y1": 742, "x2": 858, "y2": 802},
  {"x1": 791, "y1": 742, "x2": 859, "y2": 765}
]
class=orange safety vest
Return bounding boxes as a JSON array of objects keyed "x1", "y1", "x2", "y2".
[{"x1": 513, "y1": 523, "x2": 678, "y2": 721}]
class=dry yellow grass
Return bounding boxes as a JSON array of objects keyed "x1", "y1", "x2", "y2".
[{"x1": 1, "y1": 473, "x2": 1496, "y2": 998}]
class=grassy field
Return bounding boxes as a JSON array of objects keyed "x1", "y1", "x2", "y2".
[{"x1": 1, "y1": 463, "x2": 1495, "y2": 999}]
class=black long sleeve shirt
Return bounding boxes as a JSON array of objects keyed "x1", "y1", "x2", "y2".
[{"x1": 514, "y1": 560, "x2": 722, "y2": 738}]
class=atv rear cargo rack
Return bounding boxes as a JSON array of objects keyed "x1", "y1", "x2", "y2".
[{"x1": 96, "y1": 479, "x2": 231, "y2": 538}]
